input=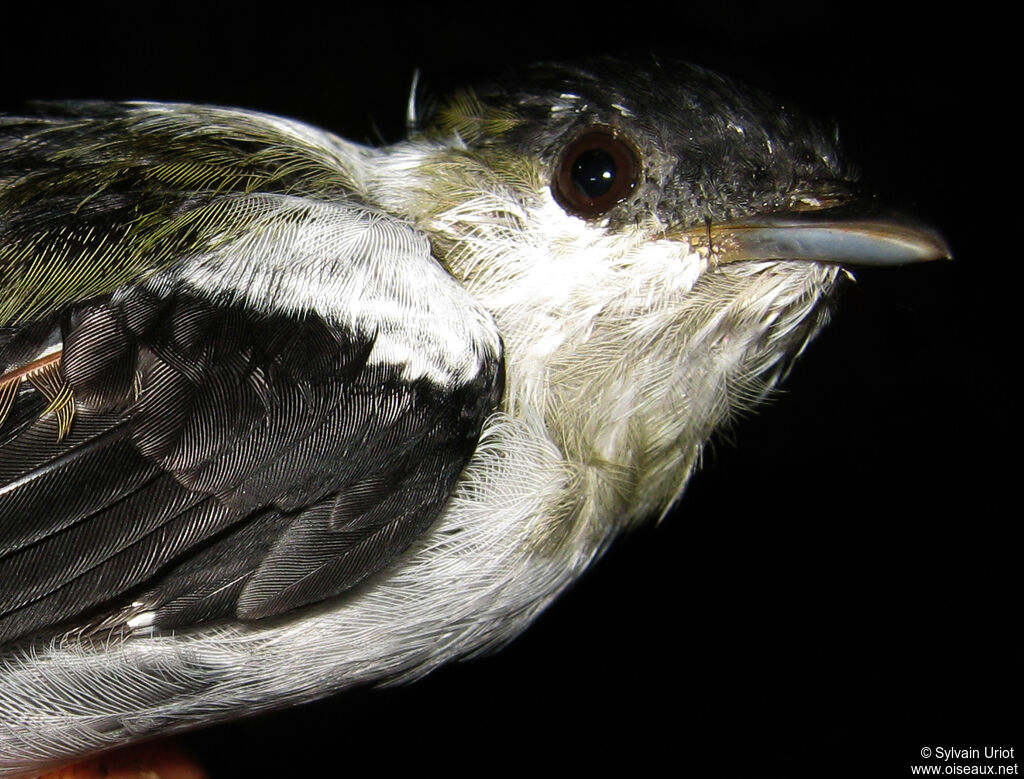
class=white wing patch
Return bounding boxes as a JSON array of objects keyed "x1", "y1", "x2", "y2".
[{"x1": 144, "y1": 195, "x2": 500, "y2": 386}]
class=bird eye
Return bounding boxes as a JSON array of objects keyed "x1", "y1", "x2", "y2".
[{"x1": 553, "y1": 127, "x2": 639, "y2": 217}]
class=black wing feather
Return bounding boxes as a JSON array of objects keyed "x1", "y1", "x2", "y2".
[
  {"x1": 0, "y1": 423, "x2": 152, "y2": 555},
  {"x1": 0, "y1": 288, "x2": 501, "y2": 642},
  {"x1": 134, "y1": 507, "x2": 295, "y2": 630},
  {"x1": 0, "y1": 496, "x2": 240, "y2": 642}
]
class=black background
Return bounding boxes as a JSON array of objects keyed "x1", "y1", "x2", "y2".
[{"x1": 2, "y1": 4, "x2": 1016, "y2": 777}]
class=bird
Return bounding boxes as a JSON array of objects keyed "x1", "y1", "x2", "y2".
[{"x1": 0, "y1": 59, "x2": 948, "y2": 777}]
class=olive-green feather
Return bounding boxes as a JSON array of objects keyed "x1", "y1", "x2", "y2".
[
  {"x1": 0, "y1": 102, "x2": 366, "y2": 326},
  {"x1": 431, "y1": 88, "x2": 522, "y2": 144}
]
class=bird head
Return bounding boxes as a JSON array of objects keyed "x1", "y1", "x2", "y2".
[{"x1": 372, "y1": 60, "x2": 948, "y2": 530}]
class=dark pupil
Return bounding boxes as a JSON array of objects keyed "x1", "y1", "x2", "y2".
[{"x1": 571, "y1": 148, "x2": 616, "y2": 198}]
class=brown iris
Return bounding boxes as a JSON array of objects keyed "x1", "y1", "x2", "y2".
[{"x1": 552, "y1": 127, "x2": 639, "y2": 217}]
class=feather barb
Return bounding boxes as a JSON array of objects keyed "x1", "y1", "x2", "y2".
[{"x1": 0, "y1": 351, "x2": 76, "y2": 439}]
